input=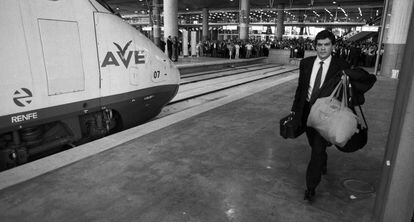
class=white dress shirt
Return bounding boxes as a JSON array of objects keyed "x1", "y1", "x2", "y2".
[{"x1": 307, "y1": 55, "x2": 332, "y2": 101}]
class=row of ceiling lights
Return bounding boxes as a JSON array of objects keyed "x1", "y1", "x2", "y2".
[
  {"x1": 116, "y1": 0, "x2": 381, "y2": 23},
  {"x1": 177, "y1": 9, "x2": 379, "y2": 20},
  {"x1": 113, "y1": 0, "x2": 380, "y2": 19},
  {"x1": 113, "y1": 0, "x2": 358, "y2": 14},
  {"x1": 122, "y1": 8, "x2": 379, "y2": 19}
]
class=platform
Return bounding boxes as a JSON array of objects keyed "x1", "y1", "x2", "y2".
[{"x1": 0, "y1": 69, "x2": 397, "y2": 221}]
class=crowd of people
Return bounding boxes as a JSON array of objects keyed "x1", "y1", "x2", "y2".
[
  {"x1": 157, "y1": 35, "x2": 381, "y2": 68},
  {"x1": 276, "y1": 37, "x2": 381, "y2": 67},
  {"x1": 333, "y1": 41, "x2": 382, "y2": 68},
  {"x1": 159, "y1": 38, "x2": 271, "y2": 60}
]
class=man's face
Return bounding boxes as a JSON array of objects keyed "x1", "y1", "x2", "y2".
[{"x1": 315, "y1": 38, "x2": 333, "y2": 60}]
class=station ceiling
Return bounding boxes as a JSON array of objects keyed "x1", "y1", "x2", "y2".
[{"x1": 105, "y1": 0, "x2": 385, "y2": 24}]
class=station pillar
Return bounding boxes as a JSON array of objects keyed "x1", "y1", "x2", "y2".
[
  {"x1": 276, "y1": 4, "x2": 285, "y2": 41},
  {"x1": 182, "y1": 29, "x2": 189, "y2": 57},
  {"x1": 374, "y1": 6, "x2": 414, "y2": 221},
  {"x1": 381, "y1": 0, "x2": 414, "y2": 77},
  {"x1": 163, "y1": 0, "x2": 178, "y2": 56},
  {"x1": 202, "y1": 8, "x2": 209, "y2": 41},
  {"x1": 148, "y1": 11, "x2": 153, "y2": 41},
  {"x1": 239, "y1": 0, "x2": 250, "y2": 41},
  {"x1": 152, "y1": 0, "x2": 161, "y2": 47},
  {"x1": 191, "y1": 31, "x2": 197, "y2": 56}
]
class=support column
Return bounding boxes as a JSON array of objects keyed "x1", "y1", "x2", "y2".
[
  {"x1": 191, "y1": 31, "x2": 197, "y2": 56},
  {"x1": 239, "y1": 0, "x2": 250, "y2": 41},
  {"x1": 374, "y1": 0, "x2": 391, "y2": 75},
  {"x1": 148, "y1": 12, "x2": 153, "y2": 41},
  {"x1": 380, "y1": 0, "x2": 414, "y2": 77},
  {"x1": 202, "y1": 8, "x2": 209, "y2": 41},
  {"x1": 299, "y1": 13, "x2": 305, "y2": 35},
  {"x1": 182, "y1": 29, "x2": 189, "y2": 57},
  {"x1": 276, "y1": 4, "x2": 285, "y2": 41},
  {"x1": 374, "y1": 5, "x2": 414, "y2": 221},
  {"x1": 152, "y1": 0, "x2": 161, "y2": 47},
  {"x1": 223, "y1": 17, "x2": 229, "y2": 40},
  {"x1": 164, "y1": 0, "x2": 178, "y2": 51}
]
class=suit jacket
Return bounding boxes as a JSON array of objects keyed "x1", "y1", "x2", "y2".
[{"x1": 291, "y1": 56, "x2": 350, "y2": 127}]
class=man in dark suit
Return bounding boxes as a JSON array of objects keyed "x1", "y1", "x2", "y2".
[
  {"x1": 291, "y1": 30, "x2": 350, "y2": 203},
  {"x1": 167, "y1": 36, "x2": 173, "y2": 60},
  {"x1": 348, "y1": 43, "x2": 361, "y2": 68}
]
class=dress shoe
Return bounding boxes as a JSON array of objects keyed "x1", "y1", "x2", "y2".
[{"x1": 304, "y1": 189, "x2": 315, "y2": 202}]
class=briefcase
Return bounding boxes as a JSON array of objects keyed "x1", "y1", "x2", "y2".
[{"x1": 280, "y1": 112, "x2": 305, "y2": 139}]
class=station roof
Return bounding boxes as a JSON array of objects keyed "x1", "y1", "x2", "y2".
[{"x1": 105, "y1": 0, "x2": 385, "y2": 25}]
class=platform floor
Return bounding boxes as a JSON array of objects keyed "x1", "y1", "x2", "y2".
[{"x1": 0, "y1": 67, "x2": 397, "y2": 221}]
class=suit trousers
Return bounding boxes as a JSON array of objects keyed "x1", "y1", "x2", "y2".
[{"x1": 303, "y1": 102, "x2": 329, "y2": 191}]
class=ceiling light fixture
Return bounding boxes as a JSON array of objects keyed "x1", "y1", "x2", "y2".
[
  {"x1": 324, "y1": 8, "x2": 333, "y2": 17},
  {"x1": 313, "y1": 11, "x2": 320, "y2": 17},
  {"x1": 338, "y1": 7, "x2": 348, "y2": 17}
]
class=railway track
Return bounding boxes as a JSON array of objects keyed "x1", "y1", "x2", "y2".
[
  {"x1": 158, "y1": 64, "x2": 298, "y2": 118},
  {"x1": 180, "y1": 63, "x2": 283, "y2": 84},
  {"x1": 172, "y1": 64, "x2": 297, "y2": 103}
]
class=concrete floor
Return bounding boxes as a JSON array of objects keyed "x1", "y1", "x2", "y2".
[{"x1": 0, "y1": 70, "x2": 397, "y2": 222}]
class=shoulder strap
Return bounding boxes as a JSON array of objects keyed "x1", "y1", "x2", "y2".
[
  {"x1": 346, "y1": 71, "x2": 368, "y2": 128},
  {"x1": 358, "y1": 105, "x2": 368, "y2": 128}
]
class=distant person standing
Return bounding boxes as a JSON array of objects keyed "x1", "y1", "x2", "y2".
[
  {"x1": 227, "y1": 41, "x2": 234, "y2": 59},
  {"x1": 234, "y1": 42, "x2": 240, "y2": 59},
  {"x1": 196, "y1": 42, "x2": 202, "y2": 57},
  {"x1": 212, "y1": 41, "x2": 217, "y2": 57},
  {"x1": 173, "y1": 36, "x2": 179, "y2": 62},
  {"x1": 245, "y1": 42, "x2": 253, "y2": 59},
  {"x1": 348, "y1": 43, "x2": 361, "y2": 68},
  {"x1": 167, "y1": 36, "x2": 173, "y2": 60},
  {"x1": 160, "y1": 38, "x2": 166, "y2": 52}
]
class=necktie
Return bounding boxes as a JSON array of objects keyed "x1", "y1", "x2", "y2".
[{"x1": 310, "y1": 61, "x2": 324, "y2": 104}]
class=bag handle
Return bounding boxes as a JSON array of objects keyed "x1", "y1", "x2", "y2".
[
  {"x1": 329, "y1": 78, "x2": 343, "y2": 99},
  {"x1": 341, "y1": 74, "x2": 348, "y2": 108},
  {"x1": 344, "y1": 70, "x2": 368, "y2": 128},
  {"x1": 357, "y1": 105, "x2": 368, "y2": 128}
]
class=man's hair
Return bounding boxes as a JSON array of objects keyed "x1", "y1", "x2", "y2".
[{"x1": 314, "y1": 30, "x2": 336, "y2": 45}]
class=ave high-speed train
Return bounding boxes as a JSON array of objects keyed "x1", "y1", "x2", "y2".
[{"x1": 0, "y1": 0, "x2": 180, "y2": 170}]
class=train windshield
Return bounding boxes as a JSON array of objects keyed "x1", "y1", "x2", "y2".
[{"x1": 95, "y1": 0, "x2": 115, "y2": 14}]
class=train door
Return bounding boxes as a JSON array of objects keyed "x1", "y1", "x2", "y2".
[{"x1": 15, "y1": 0, "x2": 101, "y2": 113}]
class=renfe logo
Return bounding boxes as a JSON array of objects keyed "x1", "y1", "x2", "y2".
[
  {"x1": 101, "y1": 40, "x2": 145, "y2": 68},
  {"x1": 11, "y1": 112, "x2": 38, "y2": 123},
  {"x1": 13, "y1": 88, "x2": 33, "y2": 107}
]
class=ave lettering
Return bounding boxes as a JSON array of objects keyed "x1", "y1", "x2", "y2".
[{"x1": 101, "y1": 41, "x2": 145, "y2": 68}]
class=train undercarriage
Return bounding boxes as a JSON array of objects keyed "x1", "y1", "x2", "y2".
[{"x1": 0, "y1": 109, "x2": 121, "y2": 171}]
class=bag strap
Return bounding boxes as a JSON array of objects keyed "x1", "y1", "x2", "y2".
[
  {"x1": 329, "y1": 78, "x2": 343, "y2": 99},
  {"x1": 345, "y1": 70, "x2": 368, "y2": 128},
  {"x1": 357, "y1": 105, "x2": 368, "y2": 128},
  {"x1": 341, "y1": 75, "x2": 348, "y2": 108}
]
